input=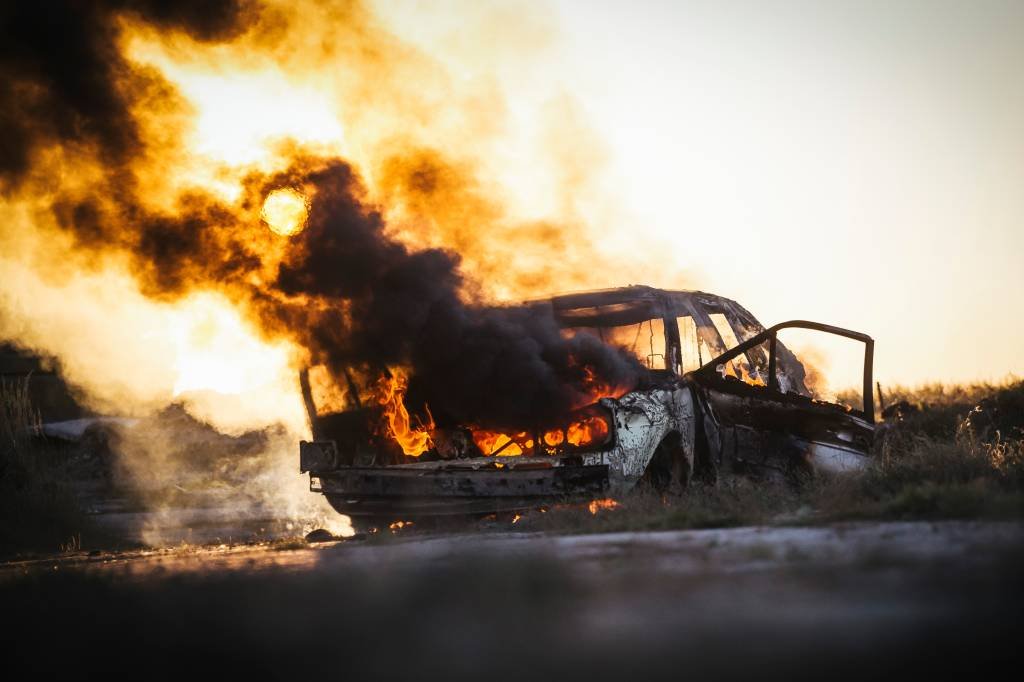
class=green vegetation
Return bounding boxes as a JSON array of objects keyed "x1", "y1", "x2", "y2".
[{"x1": 524, "y1": 380, "x2": 1024, "y2": 534}]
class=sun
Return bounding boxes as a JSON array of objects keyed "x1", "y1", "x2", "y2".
[{"x1": 261, "y1": 188, "x2": 308, "y2": 237}]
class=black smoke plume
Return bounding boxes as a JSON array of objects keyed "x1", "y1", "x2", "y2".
[
  {"x1": 0, "y1": 0, "x2": 254, "y2": 187},
  {"x1": 2, "y1": 1, "x2": 644, "y2": 431},
  {"x1": 273, "y1": 162, "x2": 644, "y2": 427}
]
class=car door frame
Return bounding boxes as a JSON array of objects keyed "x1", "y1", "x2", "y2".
[{"x1": 687, "y1": 320, "x2": 875, "y2": 479}]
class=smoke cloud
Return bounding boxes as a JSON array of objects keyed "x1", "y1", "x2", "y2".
[
  {"x1": 0, "y1": 1, "x2": 256, "y2": 188},
  {"x1": 3, "y1": 1, "x2": 648, "y2": 434}
]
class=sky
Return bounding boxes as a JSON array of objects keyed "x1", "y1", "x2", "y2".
[
  {"x1": 3, "y1": 0, "x2": 1020, "y2": 420},
  {"x1": 561, "y1": 0, "x2": 1024, "y2": 386},
  {"x1": 380, "y1": 0, "x2": 1024, "y2": 386}
]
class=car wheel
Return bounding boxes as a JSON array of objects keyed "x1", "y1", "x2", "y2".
[{"x1": 639, "y1": 431, "x2": 690, "y2": 495}]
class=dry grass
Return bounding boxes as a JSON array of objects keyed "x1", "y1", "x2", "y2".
[
  {"x1": 809, "y1": 432, "x2": 1023, "y2": 523},
  {"x1": 880, "y1": 379, "x2": 1017, "y2": 410},
  {"x1": 1, "y1": 374, "x2": 40, "y2": 455},
  {"x1": 522, "y1": 381, "x2": 1024, "y2": 535},
  {"x1": 3, "y1": 377, "x2": 1022, "y2": 553},
  {"x1": 0, "y1": 376, "x2": 91, "y2": 556}
]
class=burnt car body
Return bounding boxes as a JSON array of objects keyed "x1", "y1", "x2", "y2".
[{"x1": 299, "y1": 286, "x2": 875, "y2": 518}]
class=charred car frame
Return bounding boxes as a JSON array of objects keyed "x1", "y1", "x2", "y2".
[{"x1": 299, "y1": 286, "x2": 875, "y2": 518}]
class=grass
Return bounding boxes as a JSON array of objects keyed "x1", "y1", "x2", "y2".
[
  {"x1": 0, "y1": 376, "x2": 95, "y2": 557},
  {"x1": 520, "y1": 380, "x2": 1024, "y2": 535},
  {"x1": 2, "y1": 377, "x2": 1022, "y2": 555}
]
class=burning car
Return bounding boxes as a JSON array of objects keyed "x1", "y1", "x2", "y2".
[{"x1": 299, "y1": 286, "x2": 875, "y2": 519}]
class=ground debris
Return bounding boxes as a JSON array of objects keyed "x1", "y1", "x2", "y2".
[{"x1": 304, "y1": 528, "x2": 337, "y2": 543}]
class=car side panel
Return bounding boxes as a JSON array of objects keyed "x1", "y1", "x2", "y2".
[{"x1": 593, "y1": 387, "x2": 696, "y2": 492}]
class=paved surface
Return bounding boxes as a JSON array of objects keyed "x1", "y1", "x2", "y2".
[
  {"x1": 5, "y1": 518, "x2": 1020, "y2": 577},
  {"x1": 4, "y1": 521, "x2": 1022, "y2": 680}
]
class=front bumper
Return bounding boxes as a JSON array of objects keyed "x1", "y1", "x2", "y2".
[{"x1": 310, "y1": 461, "x2": 610, "y2": 516}]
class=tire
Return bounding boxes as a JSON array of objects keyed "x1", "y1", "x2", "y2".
[{"x1": 639, "y1": 431, "x2": 691, "y2": 495}]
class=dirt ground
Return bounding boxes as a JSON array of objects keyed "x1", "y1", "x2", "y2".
[{"x1": 4, "y1": 520, "x2": 1021, "y2": 680}]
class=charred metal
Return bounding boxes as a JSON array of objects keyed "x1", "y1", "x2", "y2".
[{"x1": 299, "y1": 286, "x2": 876, "y2": 518}]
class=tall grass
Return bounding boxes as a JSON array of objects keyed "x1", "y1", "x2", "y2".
[
  {"x1": 843, "y1": 411, "x2": 1024, "y2": 520},
  {"x1": 523, "y1": 381, "x2": 1024, "y2": 534},
  {"x1": 1, "y1": 374, "x2": 41, "y2": 462},
  {"x1": 881, "y1": 379, "x2": 1016, "y2": 409},
  {"x1": 0, "y1": 376, "x2": 88, "y2": 556}
]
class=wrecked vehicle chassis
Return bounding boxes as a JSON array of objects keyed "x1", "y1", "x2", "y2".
[{"x1": 300, "y1": 287, "x2": 876, "y2": 518}]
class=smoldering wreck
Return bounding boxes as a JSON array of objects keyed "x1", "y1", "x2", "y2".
[
  {"x1": 0, "y1": 3, "x2": 876, "y2": 527},
  {"x1": 300, "y1": 285, "x2": 875, "y2": 520}
]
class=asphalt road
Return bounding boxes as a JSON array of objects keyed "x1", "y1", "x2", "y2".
[{"x1": 4, "y1": 521, "x2": 1022, "y2": 680}]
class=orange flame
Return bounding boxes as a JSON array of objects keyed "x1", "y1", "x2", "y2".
[
  {"x1": 465, "y1": 359, "x2": 622, "y2": 458},
  {"x1": 588, "y1": 498, "x2": 619, "y2": 514},
  {"x1": 567, "y1": 414, "x2": 610, "y2": 447},
  {"x1": 543, "y1": 429, "x2": 565, "y2": 447},
  {"x1": 471, "y1": 408, "x2": 611, "y2": 457},
  {"x1": 472, "y1": 430, "x2": 530, "y2": 456},
  {"x1": 575, "y1": 363, "x2": 634, "y2": 408},
  {"x1": 377, "y1": 369, "x2": 434, "y2": 456}
]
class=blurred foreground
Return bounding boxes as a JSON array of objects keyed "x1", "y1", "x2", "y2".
[
  {"x1": 3, "y1": 373, "x2": 1023, "y2": 679},
  {"x1": 3, "y1": 520, "x2": 1021, "y2": 680}
]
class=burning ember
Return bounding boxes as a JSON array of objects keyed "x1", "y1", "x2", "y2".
[{"x1": 588, "y1": 498, "x2": 620, "y2": 514}]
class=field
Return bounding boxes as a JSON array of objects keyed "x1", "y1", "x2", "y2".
[
  {"x1": 2, "y1": 378, "x2": 1023, "y2": 678},
  {"x1": 524, "y1": 379, "x2": 1024, "y2": 534},
  {"x1": 3, "y1": 377, "x2": 1022, "y2": 556}
]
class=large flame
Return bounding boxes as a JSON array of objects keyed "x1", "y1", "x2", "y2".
[{"x1": 376, "y1": 368, "x2": 434, "y2": 457}]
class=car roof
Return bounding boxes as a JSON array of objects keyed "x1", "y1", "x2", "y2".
[{"x1": 539, "y1": 285, "x2": 766, "y2": 332}]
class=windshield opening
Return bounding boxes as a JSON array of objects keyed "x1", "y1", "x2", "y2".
[{"x1": 563, "y1": 317, "x2": 668, "y2": 370}]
